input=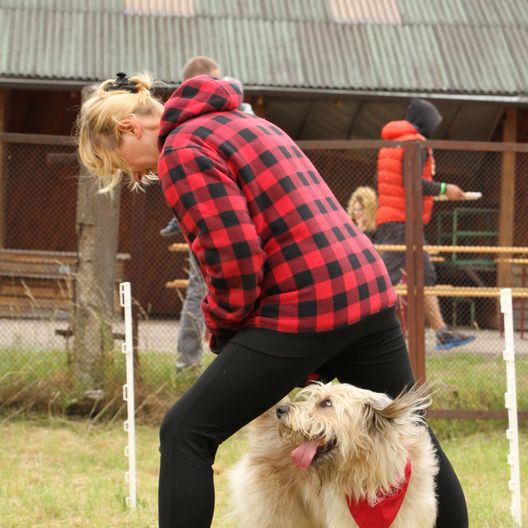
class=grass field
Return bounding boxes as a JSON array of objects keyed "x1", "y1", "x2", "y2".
[
  {"x1": 2, "y1": 344, "x2": 528, "y2": 526},
  {"x1": 2, "y1": 346, "x2": 528, "y2": 415},
  {"x1": 0, "y1": 416, "x2": 526, "y2": 527}
]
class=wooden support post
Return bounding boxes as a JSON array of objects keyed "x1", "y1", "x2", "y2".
[
  {"x1": 404, "y1": 142, "x2": 426, "y2": 383},
  {"x1": 73, "y1": 86, "x2": 122, "y2": 390},
  {"x1": 498, "y1": 108, "x2": 517, "y2": 287}
]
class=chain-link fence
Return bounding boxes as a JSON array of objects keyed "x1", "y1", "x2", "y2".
[
  {"x1": 301, "y1": 140, "x2": 528, "y2": 418},
  {"x1": 1, "y1": 133, "x2": 527, "y2": 420}
]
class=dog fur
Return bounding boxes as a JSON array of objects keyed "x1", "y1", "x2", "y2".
[{"x1": 229, "y1": 383, "x2": 438, "y2": 528}]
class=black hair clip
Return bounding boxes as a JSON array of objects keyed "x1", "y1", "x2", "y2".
[{"x1": 104, "y1": 72, "x2": 138, "y2": 93}]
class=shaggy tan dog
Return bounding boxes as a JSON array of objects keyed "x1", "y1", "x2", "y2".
[{"x1": 229, "y1": 383, "x2": 438, "y2": 528}]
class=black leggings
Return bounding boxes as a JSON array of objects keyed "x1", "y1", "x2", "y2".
[{"x1": 159, "y1": 317, "x2": 468, "y2": 527}]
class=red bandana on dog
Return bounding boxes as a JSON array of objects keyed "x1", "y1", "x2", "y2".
[{"x1": 346, "y1": 459, "x2": 412, "y2": 528}]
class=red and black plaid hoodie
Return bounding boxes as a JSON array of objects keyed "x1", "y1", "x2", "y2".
[{"x1": 158, "y1": 76, "x2": 396, "y2": 337}]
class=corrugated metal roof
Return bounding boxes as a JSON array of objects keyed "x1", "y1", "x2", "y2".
[
  {"x1": 6, "y1": 0, "x2": 528, "y2": 25},
  {"x1": 398, "y1": 0, "x2": 528, "y2": 26},
  {"x1": 1, "y1": 0, "x2": 528, "y2": 96}
]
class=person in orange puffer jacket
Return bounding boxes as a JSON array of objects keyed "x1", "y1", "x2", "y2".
[{"x1": 376, "y1": 98, "x2": 475, "y2": 351}]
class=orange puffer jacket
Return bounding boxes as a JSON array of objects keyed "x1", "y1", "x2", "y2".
[{"x1": 376, "y1": 120, "x2": 434, "y2": 226}]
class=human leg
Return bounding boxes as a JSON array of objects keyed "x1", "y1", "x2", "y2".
[
  {"x1": 422, "y1": 244, "x2": 475, "y2": 350},
  {"x1": 159, "y1": 341, "x2": 324, "y2": 528},
  {"x1": 425, "y1": 295, "x2": 446, "y2": 330},
  {"x1": 176, "y1": 253, "x2": 206, "y2": 368},
  {"x1": 423, "y1": 252, "x2": 449, "y2": 331},
  {"x1": 324, "y1": 324, "x2": 468, "y2": 528}
]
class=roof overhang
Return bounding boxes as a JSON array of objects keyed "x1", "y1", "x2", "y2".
[
  {"x1": 244, "y1": 85, "x2": 528, "y2": 107},
  {"x1": 1, "y1": 76, "x2": 528, "y2": 107}
]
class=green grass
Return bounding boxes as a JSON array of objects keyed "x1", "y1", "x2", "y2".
[
  {"x1": 0, "y1": 417, "x2": 526, "y2": 527},
  {"x1": 2, "y1": 346, "x2": 527, "y2": 418},
  {"x1": 427, "y1": 353, "x2": 528, "y2": 410},
  {"x1": 445, "y1": 425, "x2": 527, "y2": 527},
  {"x1": 2, "y1": 346, "x2": 527, "y2": 525},
  {"x1": 0, "y1": 346, "x2": 207, "y2": 419}
]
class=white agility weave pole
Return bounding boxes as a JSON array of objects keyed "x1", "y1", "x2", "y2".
[
  {"x1": 120, "y1": 282, "x2": 137, "y2": 509},
  {"x1": 500, "y1": 288, "x2": 522, "y2": 526}
]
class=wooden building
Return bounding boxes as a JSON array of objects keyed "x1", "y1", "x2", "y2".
[{"x1": 1, "y1": 0, "x2": 528, "y2": 318}]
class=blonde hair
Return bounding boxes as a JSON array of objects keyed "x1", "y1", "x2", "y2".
[
  {"x1": 347, "y1": 186, "x2": 378, "y2": 232},
  {"x1": 76, "y1": 72, "x2": 164, "y2": 193},
  {"x1": 182, "y1": 56, "x2": 220, "y2": 81}
]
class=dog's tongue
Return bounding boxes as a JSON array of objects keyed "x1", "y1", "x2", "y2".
[{"x1": 291, "y1": 440, "x2": 321, "y2": 470}]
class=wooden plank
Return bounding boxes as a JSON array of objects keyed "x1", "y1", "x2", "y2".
[
  {"x1": 0, "y1": 132, "x2": 75, "y2": 146},
  {"x1": 0, "y1": 296, "x2": 70, "y2": 309},
  {"x1": 168, "y1": 243, "x2": 189, "y2": 252},
  {"x1": 0, "y1": 248, "x2": 77, "y2": 259},
  {"x1": 165, "y1": 279, "x2": 189, "y2": 289},
  {"x1": 0, "y1": 281, "x2": 70, "y2": 299},
  {"x1": 0, "y1": 249, "x2": 130, "y2": 319},
  {"x1": 0, "y1": 248, "x2": 129, "y2": 262},
  {"x1": 0, "y1": 253, "x2": 76, "y2": 263},
  {"x1": 393, "y1": 285, "x2": 528, "y2": 298},
  {"x1": 0, "y1": 262, "x2": 73, "y2": 278},
  {"x1": 0, "y1": 267, "x2": 125, "y2": 281},
  {"x1": 0, "y1": 256, "x2": 73, "y2": 270},
  {"x1": 0, "y1": 284, "x2": 122, "y2": 315},
  {"x1": 0, "y1": 250, "x2": 129, "y2": 281},
  {"x1": 0, "y1": 257, "x2": 75, "y2": 269},
  {"x1": 375, "y1": 244, "x2": 528, "y2": 254}
]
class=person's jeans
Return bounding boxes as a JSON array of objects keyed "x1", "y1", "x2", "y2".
[{"x1": 177, "y1": 254, "x2": 206, "y2": 368}]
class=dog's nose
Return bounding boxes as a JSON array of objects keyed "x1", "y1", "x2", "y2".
[{"x1": 276, "y1": 405, "x2": 289, "y2": 418}]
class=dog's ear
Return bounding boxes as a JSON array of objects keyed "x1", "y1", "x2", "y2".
[
  {"x1": 364, "y1": 392, "x2": 395, "y2": 432},
  {"x1": 366, "y1": 384, "x2": 432, "y2": 431}
]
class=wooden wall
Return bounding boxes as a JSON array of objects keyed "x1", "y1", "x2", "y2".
[
  {"x1": 3, "y1": 88, "x2": 528, "y2": 316},
  {"x1": 3, "y1": 88, "x2": 185, "y2": 317}
]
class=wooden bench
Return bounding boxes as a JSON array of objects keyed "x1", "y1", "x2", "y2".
[
  {"x1": 165, "y1": 242, "x2": 191, "y2": 290},
  {"x1": 0, "y1": 248, "x2": 130, "y2": 319}
]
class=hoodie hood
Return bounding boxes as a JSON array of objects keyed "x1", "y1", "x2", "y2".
[
  {"x1": 158, "y1": 75, "x2": 244, "y2": 149},
  {"x1": 380, "y1": 119, "x2": 421, "y2": 140},
  {"x1": 404, "y1": 98, "x2": 442, "y2": 139}
]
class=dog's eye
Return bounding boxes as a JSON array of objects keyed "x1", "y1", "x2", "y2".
[{"x1": 320, "y1": 399, "x2": 332, "y2": 408}]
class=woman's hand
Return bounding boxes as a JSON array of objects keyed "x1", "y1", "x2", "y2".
[{"x1": 445, "y1": 184, "x2": 465, "y2": 200}]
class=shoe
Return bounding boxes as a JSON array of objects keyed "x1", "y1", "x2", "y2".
[
  {"x1": 176, "y1": 360, "x2": 202, "y2": 373},
  {"x1": 435, "y1": 328, "x2": 476, "y2": 350},
  {"x1": 160, "y1": 217, "x2": 181, "y2": 237}
]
